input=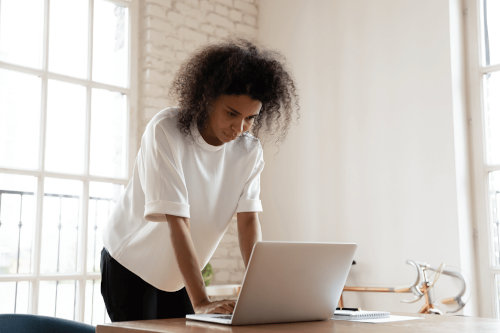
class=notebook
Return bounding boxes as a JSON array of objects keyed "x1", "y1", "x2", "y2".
[
  {"x1": 333, "y1": 309, "x2": 390, "y2": 320},
  {"x1": 186, "y1": 241, "x2": 357, "y2": 325}
]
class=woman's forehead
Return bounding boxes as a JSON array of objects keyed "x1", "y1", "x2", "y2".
[{"x1": 216, "y1": 95, "x2": 262, "y2": 114}]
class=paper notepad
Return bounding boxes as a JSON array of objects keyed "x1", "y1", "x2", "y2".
[{"x1": 333, "y1": 309, "x2": 390, "y2": 320}]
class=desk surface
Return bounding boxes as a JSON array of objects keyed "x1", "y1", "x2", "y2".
[{"x1": 96, "y1": 314, "x2": 500, "y2": 333}]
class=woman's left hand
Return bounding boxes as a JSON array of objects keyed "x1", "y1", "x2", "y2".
[{"x1": 194, "y1": 299, "x2": 236, "y2": 314}]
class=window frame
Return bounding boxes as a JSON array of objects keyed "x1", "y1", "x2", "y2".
[
  {"x1": 0, "y1": 0, "x2": 138, "y2": 323},
  {"x1": 465, "y1": 0, "x2": 500, "y2": 318}
]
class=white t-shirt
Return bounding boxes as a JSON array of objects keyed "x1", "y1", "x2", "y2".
[{"x1": 102, "y1": 108, "x2": 264, "y2": 292}]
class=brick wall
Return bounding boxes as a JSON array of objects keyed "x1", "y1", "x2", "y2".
[
  {"x1": 209, "y1": 220, "x2": 246, "y2": 285},
  {"x1": 138, "y1": 0, "x2": 259, "y2": 285}
]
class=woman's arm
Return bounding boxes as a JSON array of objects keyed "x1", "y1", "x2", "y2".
[
  {"x1": 237, "y1": 212, "x2": 262, "y2": 268},
  {"x1": 166, "y1": 214, "x2": 235, "y2": 314}
]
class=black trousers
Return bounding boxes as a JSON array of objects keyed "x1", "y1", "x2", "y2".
[{"x1": 100, "y1": 248, "x2": 194, "y2": 322}]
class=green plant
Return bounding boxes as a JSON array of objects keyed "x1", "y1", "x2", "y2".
[{"x1": 202, "y1": 262, "x2": 213, "y2": 286}]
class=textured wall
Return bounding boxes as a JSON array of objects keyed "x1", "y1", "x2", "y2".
[
  {"x1": 139, "y1": 0, "x2": 258, "y2": 131},
  {"x1": 138, "y1": 0, "x2": 259, "y2": 286}
]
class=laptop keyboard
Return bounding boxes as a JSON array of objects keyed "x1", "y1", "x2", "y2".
[{"x1": 212, "y1": 314, "x2": 232, "y2": 319}]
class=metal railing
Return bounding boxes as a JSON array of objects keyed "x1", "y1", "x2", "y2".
[{"x1": 0, "y1": 189, "x2": 112, "y2": 323}]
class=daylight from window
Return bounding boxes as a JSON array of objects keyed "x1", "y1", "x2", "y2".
[
  {"x1": 479, "y1": 0, "x2": 500, "y2": 317},
  {"x1": 0, "y1": 0, "x2": 131, "y2": 325}
]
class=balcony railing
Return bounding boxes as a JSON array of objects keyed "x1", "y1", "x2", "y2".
[{"x1": 0, "y1": 189, "x2": 111, "y2": 324}]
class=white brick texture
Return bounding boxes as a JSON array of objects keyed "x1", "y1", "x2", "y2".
[
  {"x1": 138, "y1": 0, "x2": 259, "y2": 286},
  {"x1": 210, "y1": 217, "x2": 247, "y2": 285}
]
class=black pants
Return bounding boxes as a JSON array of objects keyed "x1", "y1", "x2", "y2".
[{"x1": 100, "y1": 248, "x2": 194, "y2": 322}]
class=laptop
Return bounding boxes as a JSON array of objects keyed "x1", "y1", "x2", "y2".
[{"x1": 186, "y1": 241, "x2": 357, "y2": 325}]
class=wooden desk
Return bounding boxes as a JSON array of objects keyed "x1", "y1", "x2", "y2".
[{"x1": 97, "y1": 314, "x2": 500, "y2": 333}]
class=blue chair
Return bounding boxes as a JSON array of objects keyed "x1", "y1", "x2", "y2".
[{"x1": 0, "y1": 314, "x2": 95, "y2": 333}]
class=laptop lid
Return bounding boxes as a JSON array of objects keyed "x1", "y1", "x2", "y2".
[{"x1": 230, "y1": 241, "x2": 357, "y2": 325}]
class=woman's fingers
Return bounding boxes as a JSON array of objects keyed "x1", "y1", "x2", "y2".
[
  {"x1": 210, "y1": 300, "x2": 236, "y2": 314},
  {"x1": 195, "y1": 299, "x2": 236, "y2": 314}
]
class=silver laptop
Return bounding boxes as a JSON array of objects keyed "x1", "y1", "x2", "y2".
[{"x1": 186, "y1": 241, "x2": 357, "y2": 325}]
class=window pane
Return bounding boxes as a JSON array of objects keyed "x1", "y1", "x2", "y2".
[
  {"x1": 0, "y1": 174, "x2": 37, "y2": 275},
  {"x1": 497, "y1": 275, "x2": 500, "y2": 317},
  {"x1": 93, "y1": 0, "x2": 129, "y2": 87},
  {"x1": 38, "y1": 280, "x2": 77, "y2": 320},
  {"x1": 90, "y1": 89, "x2": 127, "y2": 178},
  {"x1": 40, "y1": 178, "x2": 81, "y2": 274},
  {"x1": 484, "y1": 71, "x2": 500, "y2": 165},
  {"x1": 0, "y1": 282, "x2": 16, "y2": 313},
  {"x1": 484, "y1": 0, "x2": 500, "y2": 66},
  {"x1": 0, "y1": 281, "x2": 31, "y2": 314},
  {"x1": 0, "y1": 0, "x2": 44, "y2": 68},
  {"x1": 49, "y1": 0, "x2": 89, "y2": 78},
  {"x1": 490, "y1": 171, "x2": 500, "y2": 266},
  {"x1": 45, "y1": 80, "x2": 87, "y2": 174},
  {"x1": 87, "y1": 182, "x2": 122, "y2": 272},
  {"x1": 0, "y1": 69, "x2": 41, "y2": 170},
  {"x1": 84, "y1": 279, "x2": 109, "y2": 325},
  {"x1": 15, "y1": 281, "x2": 31, "y2": 314}
]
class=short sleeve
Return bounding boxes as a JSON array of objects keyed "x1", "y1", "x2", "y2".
[
  {"x1": 236, "y1": 145, "x2": 264, "y2": 213},
  {"x1": 137, "y1": 119, "x2": 190, "y2": 220}
]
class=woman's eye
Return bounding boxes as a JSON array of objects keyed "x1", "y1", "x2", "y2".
[{"x1": 228, "y1": 112, "x2": 237, "y2": 117}]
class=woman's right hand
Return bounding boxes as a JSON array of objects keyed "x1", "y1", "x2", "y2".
[{"x1": 194, "y1": 299, "x2": 236, "y2": 314}]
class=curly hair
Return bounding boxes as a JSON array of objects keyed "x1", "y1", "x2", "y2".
[{"x1": 169, "y1": 39, "x2": 299, "y2": 144}]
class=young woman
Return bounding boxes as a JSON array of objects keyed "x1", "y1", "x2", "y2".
[{"x1": 100, "y1": 39, "x2": 299, "y2": 322}]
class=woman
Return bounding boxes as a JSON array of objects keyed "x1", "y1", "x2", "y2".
[{"x1": 100, "y1": 39, "x2": 299, "y2": 322}]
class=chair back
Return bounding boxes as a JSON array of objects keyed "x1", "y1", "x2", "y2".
[{"x1": 0, "y1": 314, "x2": 95, "y2": 333}]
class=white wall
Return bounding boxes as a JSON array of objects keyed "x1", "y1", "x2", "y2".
[{"x1": 258, "y1": 0, "x2": 478, "y2": 315}]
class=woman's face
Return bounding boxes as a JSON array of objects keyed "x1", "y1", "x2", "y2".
[{"x1": 200, "y1": 94, "x2": 262, "y2": 146}]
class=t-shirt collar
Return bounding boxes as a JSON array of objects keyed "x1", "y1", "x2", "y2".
[{"x1": 192, "y1": 124, "x2": 225, "y2": 151}]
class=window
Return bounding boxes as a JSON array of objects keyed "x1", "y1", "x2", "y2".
[
  {"x1": 0, "y1": 0, "x2": 135, "y2": 324},
  {"x1": 466, "y1": 0, "x2": 500, "y2": 317}
]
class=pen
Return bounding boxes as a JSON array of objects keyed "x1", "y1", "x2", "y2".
[{"x1": 336, "y1": 307, "x2": 360, "y2": 311}]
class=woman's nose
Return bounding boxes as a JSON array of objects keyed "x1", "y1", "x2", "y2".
[{"x1": 232, "y1": 120, "x2": 245, "y2": 134}]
